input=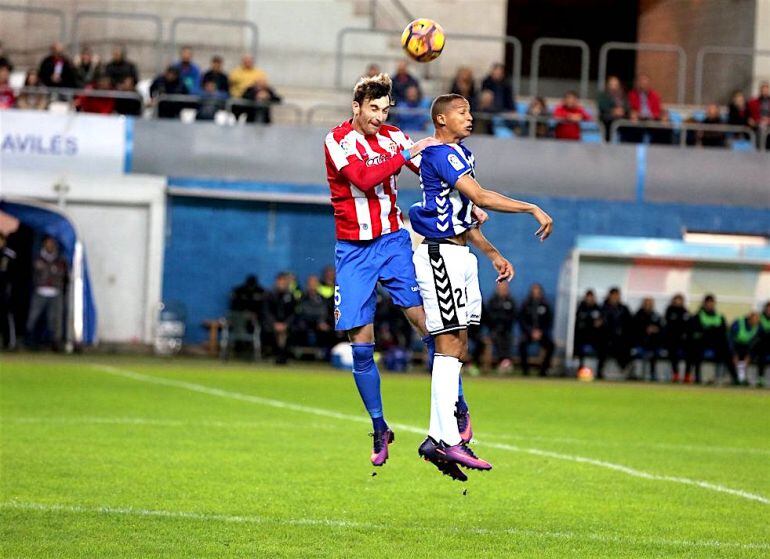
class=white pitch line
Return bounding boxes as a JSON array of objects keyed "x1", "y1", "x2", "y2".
[
  {"x1": 2, "y1": 501, "x2": 768, "y2": 552},
  {"x1": 4, "y1": 416, "x2": 343, "y2": 432},
  {"x1": 91, "y1": 364, "x2": 770, "y2": 506}
]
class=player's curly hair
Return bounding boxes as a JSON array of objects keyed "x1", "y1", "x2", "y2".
[{"x1": 352, "y1": 73, "x2": 393, "y2": 106}]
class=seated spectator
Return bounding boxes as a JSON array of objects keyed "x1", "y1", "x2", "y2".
[
  {"x1": 473, "y1": 89, "x2": 497, "y2": 135},
  {"x1": 526, "y1": 96, "x2": 550, "y2": 138},
  {"x1": 574, "y1": 289, "x2": 602, "y2": 368},
  {"x1": 0, "y1": 41, "x2": 12, "y2": 71},
  {"x1": 150, "y1": 66, "x2": 190, "y2": 118},
  {"x1": 484, "y1": 281, "x2": 516, "y2": 364},
  {"x1": 757, "y1": 301, "x2": 770, "y2": 387},
  {"x1": 450, "y1": 67, "x2": 477, "y2": 109},
  {"x1": 73, "y1": 45, "x2": 101, "y2": 87},
  {"x1": 76, "y1": 75, "x2": 115, "y2": 114},
  {"x1": 518, "y1": 283, "x2": 554, "y2": 376},
  {"x1": 38, "y1": 42, "x2": 77, "y2": 89},
  {"x1": 730, "y1": 311, "x2": 759, "y2": 386},
  {"x1": 664, "y1": 294, "x2": 690, "y2": 382},
  {"x1": 365, "y1": 63, "x2": 381, "y2": 78},
  {"x1": 747, "y1": 81, "x2": 770, "y2": 148},
  {"x1": 293, "y1": 275, "x2": 335, "y2": 353},
  {"x1": 695, "y1": 103, "x2": 726, "y2": 148},
  {"x1": 597, "y1": 75, "x2": 628, "y2": 140},
  {"x1": 728, "y1": 90, "x2": 752, "y2": 140},
  {"x1": 317, "y1": 265, "x2": 335, "y2": 302},
  {"x1": 0, "y1": 66, "x2": 15, "y2": 109},
  {"x1": 16, "y1": 70, "x2": 48, "y2": 110},
  {"x1": 173, "y1": 46, "x2": 201, "y2": 94},
  {"x1": 202, "y1": 55, "x2": 229, "y2": 96},
  {"x1": 0, "y1": 232, "x2": 16, "y2": 349},
  {"x1": 480, "y1": 62, "x2": 515, "y2": 113},
  {"x1": 632, "y1": 297, "x2": 663, "y2": 381},
  {"x1": 627, "y1": 73, "x2": 670, "y2": 144},
  {"x1": 392, "y1": 84, "x2": 429, "y2": 131},
  {"x1": 230, "y1": 274, "x2": 265, "y2": 317},
  {"x1": 105, "y1": 46, "x2": 138, "y2": 86},
  {"x1": 687, "y1": 294, "x2": 737, "y2": 384},
  {"x1": 392, "y1": 60, "x2": 420, "y2": 104},
  {"x1": 25, "y1": 237, "x2": 67, "y2": 351},
  {"x1": 229, "y1": 54, "x2": 266, "y2": 98},
  {"x1": 262, "y1": 272, "x2": 296, "y2": 364},
  {"x1": 597, "y1": 287, "x2": 632, "y2": 379},
  {"x1": 196, "y1": 78, "x2": 227, "y2": 121},
  {"x1": 553, "y1": 90, "x2": 591, "y2": 141},
  {"x1": 113, "y1": 76, "x2": 142, "y2": 116},
  {"x1": 240, "y1": 76, "x2": 281, "y2": 123}
]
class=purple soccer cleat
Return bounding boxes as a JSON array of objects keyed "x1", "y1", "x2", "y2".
[
  {"x1": 456, "y1": 407, "x2": 473, "y2": 444},
  {"x1": 437, "y1": 442, "x2": 492, "y2": 471},
  {"x1": 370, "y1": 428, "x2": 394, "y2": 466},
  {"x1": 418, "y1": 436, "x2": 467, "y2": 482}
]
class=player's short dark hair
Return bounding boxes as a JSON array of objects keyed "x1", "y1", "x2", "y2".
[
  {"x1": 352, "y1": 73, "x2": 393, "y2": 105},
  {"x1": 431, "y1": 93, "x2": 468, "y2": 125}
]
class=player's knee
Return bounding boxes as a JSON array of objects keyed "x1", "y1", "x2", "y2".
[{"x1": 351, "y1": 342, "x2": 376, "y2": 371}]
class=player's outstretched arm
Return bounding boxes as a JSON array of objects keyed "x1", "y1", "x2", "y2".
[
  {"x1": 455, "y1": 175, "x2": 553, "y2": 241},
  {"x1": 339, "y1": 137, "x2": 440, "y2": 191},
  {"x1": 467, "y1": 227, "x2": 514, "y2": 283}
]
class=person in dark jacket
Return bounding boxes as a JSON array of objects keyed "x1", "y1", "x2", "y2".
[
  {"x1": 632, "y1": 297, "x2": 663, "y2": 381},
  {"x1": 663, "y1": 294, "x2": 690, "y2": 382},
  {"x1": 730, "y1": 311, "x2": 760, "y2": 386},
  {"x1": 104, "y1": 46, "x2": 139, "y2": 86},
  {"x1": 757, "y1": 301, "x2": 770, "y2": 387},
  {"x1": 518, "y1": 283, "x2": 554, "y2": 376},
  {"x1": 392, "y1": 60, "x2": 420, "y2": 105},
  {"x1": 687, "y1": 294, "x2": 737, "y2": 384},
  {"x1": 262, "y1": 272, "x2": 296, "y2": 364},
  {"x1": 25, "y1": 237, "x2": 68, "y2": 350},
  {"x1": 485, "y1": 281, "x2": 516, "y2": 363},
  {"x1": 201, "y1": 56, "x2": 230, "y2": 95},
  {"x1": 73, "y1": 45, "x2": 102, "y2": 87},
  {"x1": 0, "y1": 233, "x2": 17, "y2": 349},
  {"x1": 294, "y1": 275, "x2": 335, "y2": 353},
  {"x1": 596, "y1": 287, "x2": 632, "y2": 379},
  {"x1": 240, "y1": 76, "x2": 282, "y2": 123},
  {"x1": 150, "y1": 66, "x2": 190, "y2": 118},
  {"x1": 38, "y1": 42, "x2": 77, "y2": 89},
  {"x1": 481, "y1": 62, "x2": 515, "y2": 113},
  {"x1": 574, "y1": 290, "x2": 602, "y2": 368}
]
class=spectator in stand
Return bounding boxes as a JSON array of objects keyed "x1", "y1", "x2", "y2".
[
  {"x1": 628, "y1": 73, "x2": 670, "y2": 144},
  {"x1": 728, "y1": 90, "x2": 753, "y2": 141},
  {"x1": 574, "y1": 289, "x2": 602, "y2": 368},
  {"x1": 262, "y1": 272, "x2": 296, "y2": 364},
  {"x1": 695, "y1": 103, "x2": 726, "y2": 148},
  {"x1": 481, "y1": 62, "x2": 515, "y2": 113},
  {"x1": 230, "y1": 274, "x2": 265, "y2": 317},
  {"x1": 196, "y1": 78, "x2": 227, "y2": 121},
  {"x1": 26, "y1": 237, "x2": 68, "y2": 351},
  {"x1": 228, "y1": 54, "x2": 266, "y2": 98},
  {"x1": 317, "y1": 265, "x2": 335, "y2": 301},
  {"x1": 202, "y1": 56, "x2": 229, "y2": 96},
  {"x1": 365, "y1": 63, "x2": 381, "y2": 78},
  {"x1": 747, "y1": 80, "x2": 770, "y2": 148},
  {"x1": 632, "y1": 297, "x2": 663, "y2": 381},
  {"x1": 0, "y1": 66, "x2": 15, "y2": 109},
  {"x1": 76, "y1": 75, "x2": 115, "y2": 114},
  {"x1": 757, "y1": 301, "x2": 770, "y2": 387},
  {"x1": 104, "y1": 46, "x2": 138, "y2": 87},
  {"x1": 526, "y1": 96, "x2": 550, "y2": 138},
  {"x1": 240, "y1": 75, "x2": 282, "y2": 124},
  {"x1": 150, "y1": 66, "x2": 189, "y2": 118},
  {"x1": 597, "y1": 75, "x2": 628, "y2": 140},
  {"x1": 0, "y1": 232, "x2": 17, "y2": 349},
  {"x1": 596, "y1": 287, "x2": 632, "y2": 379},
  {"x1": 38, "y1": 42, "x2": 77, "y2": 89},
  {"x1": 484, "y1": 281, "x2": 516, "y2": 365},
  {"x1": 730, "y1": 311, "x2": 759, "y2": 386},
  {"x1": 392, "y1": 60, "x2": 420, "y2": 104},
  {"x1": 518, "y1": 283, "x2": 554, "y2": 377},
  {"x1": 450, "y1": 67, "x2": 477, "y2": 109},
  {"x1": 294, "y1": 275, "x2": 335, "y2": 353},
  {"x1": 393, "y1": 84, "x2": 429, "y2": 131},
  {"x1": 664, "y1": 294, "x2": 690, "y2": 382},
  {"x1": 473, "y1": 89, "x2": 496, "y2": 135},
  {"x1": 16, "y1": 70, "x2": 48, "y2": 110},
  {"x1": 113, "y1": 76, "x2": 141, "y2": 116},
  {"x1": 0, "y1": 41, "x2": 12, "y2": 70},
  {"x1": 553, "y1": 90, "x2": 591, "y2": 141},
  {"x1": 173, "y1": 46, "x2": 201, "y2": 94},
  {"x1": 73, "y1": 45, "x2": 101, "y2": 87},
  {"x1": 687, "y1": 294, "x2": 737, "y2": 384}
]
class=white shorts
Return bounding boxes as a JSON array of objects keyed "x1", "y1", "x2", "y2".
[{"x1": 413, "y1": 241, "x2": 482, "y2": 335}]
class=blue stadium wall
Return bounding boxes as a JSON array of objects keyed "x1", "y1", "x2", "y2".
[{"x1": 163, "y1": 182, "x2": 770, "y2": 343}]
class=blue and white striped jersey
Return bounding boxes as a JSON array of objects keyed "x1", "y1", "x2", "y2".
[{"x1": 409, "y1": 143, "x2": 476, "y2": 239}]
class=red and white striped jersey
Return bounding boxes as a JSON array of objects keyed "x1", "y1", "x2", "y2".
[{"x1": 324, "y1": 120, "x2": 420, "y2": 241}]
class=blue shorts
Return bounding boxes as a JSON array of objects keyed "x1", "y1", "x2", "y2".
[{"x1": 334, "y1": 229, "x2": 422, "y2": 331}]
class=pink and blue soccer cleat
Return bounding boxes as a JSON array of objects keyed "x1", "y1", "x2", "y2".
[
  {"x1": 456, "y1": 407, "x2": 473, "y2": 444},
  {"x1": 370, "y1": 428, "x2": 394, "y2": 466},
  {"x1": 436, "y1": 442, "x2": 492, "y2": 471},
  {"x1": 418, "y1": 436, "x2": 468, "y2": 482}
]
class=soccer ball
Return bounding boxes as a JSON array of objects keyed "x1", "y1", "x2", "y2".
[{"x1": 401, "y1": 18, "x2": 445, "y2": 63}]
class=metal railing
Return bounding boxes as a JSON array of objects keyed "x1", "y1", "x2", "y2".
[
  {"x1": 609, "y1": 119, "x2": 757, "y2": 148},
  {"x1": 152, "y1": 94, "x2": 301, "y2": 124},
  {"x1": 0, "y1": 3, "x2": 67, "y2": 43},
  {"x1": 71, "y1": 10, "x2": 164, "y2": 73},
  {"x1": 226, "y1": 97, "x2": 303, "y2": 124},
  {"x1": 530, "y1": 37, "x2": 590, "y2": 100},
  {"x1": 598, "y1": 42, "x2": 687, "y2": 104},
  {"x1": 169, "y1": 16, "x2": 259, "y2": 64},
  {"x1": 694, "y1": 46, "x2": 770, "y2": 105},
  {"x1": 369, "y1": 0, "x2": 414, "y2": 29}
]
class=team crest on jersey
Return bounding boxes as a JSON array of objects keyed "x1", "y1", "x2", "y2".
[
  {"x1": 447, "y1": 153, "x2": 465, "y2": 171},
  {"x1": 385, "y1": 141, "x2": 398, "y2": 155}
]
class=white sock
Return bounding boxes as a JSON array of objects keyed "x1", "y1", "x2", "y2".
[
  {"x1": 432, "y1": 354, "x2": 462, "y2": 446},
  {"x1": 737, "y1": 362, "x2": 747, "y2": 383},
  {"x1": 428, "y1": 379, "x2": 441, "y2": 441}
]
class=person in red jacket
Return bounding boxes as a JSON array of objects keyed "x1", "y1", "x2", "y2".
[
  {"x1": 553, "y1": 90, "x2": 591, "y2": 140},
  {"x1": 627, "y1": 74, "x2": 671, "y2": 144},
  {"x1": 747, "y1": 81, "x2": 769, "y2": 148}
]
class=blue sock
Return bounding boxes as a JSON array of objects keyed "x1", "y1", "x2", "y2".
[
  {"x1": 457, "y1": 376, "x2": 468, "y2": 413},
  {"x1": 422, "y1": 335, "x2": 435, "y2": 372},
  {"x1": 351, "y1": 343, "x2": 387, "y2": 431}
]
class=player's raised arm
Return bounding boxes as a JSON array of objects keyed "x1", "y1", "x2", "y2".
[
  {"x1": 455, "y1": 175, "x2": 554, "y2": 241},
  {"x1": 467, "y1": 227, "x2": 514, "y2": 282}
]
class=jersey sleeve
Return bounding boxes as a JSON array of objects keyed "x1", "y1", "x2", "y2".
[
  {"x1": 325, "y1": 131, "x2": 360, "y2": 171},
  {"x1": 430, "y1": 147, "x2": 472, "y2": 186}
]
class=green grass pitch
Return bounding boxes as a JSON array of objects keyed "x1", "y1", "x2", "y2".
[{"x1": 1, "y1": 354, "x2": 768, "y2": 558}]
